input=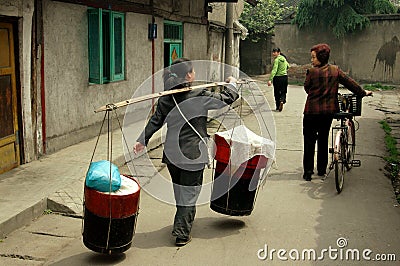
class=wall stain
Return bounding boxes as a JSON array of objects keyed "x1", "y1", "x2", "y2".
[{"x1": 373, "y1": 36, "x2": 400, "y2": 79}]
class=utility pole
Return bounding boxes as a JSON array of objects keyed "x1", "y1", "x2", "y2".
[{"x1": 224, "y1": 2, "x2": 234, "y2": 76}]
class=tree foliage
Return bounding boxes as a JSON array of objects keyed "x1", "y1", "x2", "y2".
[
  {"x1": 293, "y1": 0, "x2": 398, "y2": 38},
  {"x1": 239, "y1": 0, "x2": 295, "y2": 41}
]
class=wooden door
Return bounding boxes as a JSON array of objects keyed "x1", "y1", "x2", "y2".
[{"x1": 0, "y1": 22, "x2": 20, "y2": 174}]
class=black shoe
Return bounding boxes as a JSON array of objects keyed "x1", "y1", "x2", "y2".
[
  {"x1": 317, "y1": 172, "x2": 326, "y2": 177},
  {"x1": 303, "y1": 173, "x2": 312, "y2": 181},
  {"x1": 175, "y1": 236, "x2": 192, "y2": 247},
  {"x1": 278, "y1": 102, "x2": 284, "y2": 112}
]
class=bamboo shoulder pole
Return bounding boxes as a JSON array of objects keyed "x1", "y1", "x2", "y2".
[{"x1": 94, "y1": 81, "x2": 232, "y2": 113}]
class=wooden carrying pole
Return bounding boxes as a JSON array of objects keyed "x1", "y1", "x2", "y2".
[{"x1": 94, "y1": 81, "x2": 242, "y2": 113}]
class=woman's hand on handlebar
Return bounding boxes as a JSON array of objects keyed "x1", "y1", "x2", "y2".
[{"x1": 365, "y1": 90, "x2": 373, "y2": 97}]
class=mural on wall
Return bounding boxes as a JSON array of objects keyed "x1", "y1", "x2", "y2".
[{"x1": 373, "y1": 36, "x2": 400, "y2": 80}]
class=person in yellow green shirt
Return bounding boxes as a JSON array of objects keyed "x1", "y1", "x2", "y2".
[{"x1": 268, "y1": 48, "x2": 289, "y2": 111}]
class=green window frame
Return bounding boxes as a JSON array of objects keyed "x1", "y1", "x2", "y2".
[
  {"x1": 164, "y1": 20, "x2": 183, "y2": 42},
  {"x1": 88, "y1": 8, "x2": 125, "y2": 84}
]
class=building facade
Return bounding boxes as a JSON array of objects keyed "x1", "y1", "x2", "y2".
[{"x1": 0, "y1": 0, "x2": 248, "y2": 174}]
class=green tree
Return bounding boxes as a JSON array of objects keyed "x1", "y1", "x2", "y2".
[
  {"x1": 239, "y1": 0, "x2": 295, "y2": 41},
  {"x1": 293, "y1": 0, "x2": 397, "y2": 38}
]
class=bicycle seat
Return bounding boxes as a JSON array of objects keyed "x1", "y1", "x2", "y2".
[{"x1": 333, "y1": 112, "x2": 353, "y2": 119}]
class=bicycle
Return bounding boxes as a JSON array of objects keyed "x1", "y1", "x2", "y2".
[{"x1": 326, "y1": 93, "x2": 363, "y2": 193}]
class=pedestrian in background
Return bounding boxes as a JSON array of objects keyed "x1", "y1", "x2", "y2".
[
  {"x1": 268, "y1": 47, "x2": 289, "y2": 112},
  {"x1": 133, "y1": 58, "x2": 239, "y2": 246},
  {"x1": 302, "y1": 43, "x2": 372, "y2": 181}
]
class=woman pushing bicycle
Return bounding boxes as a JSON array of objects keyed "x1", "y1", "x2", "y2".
[{"x1": 302, "y1": 43, "x2": 373, "y2": 181}]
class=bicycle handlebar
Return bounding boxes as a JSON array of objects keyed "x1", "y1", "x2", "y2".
[{"x1": 338, "y1": 92, "x2": 372, "y2": 97}]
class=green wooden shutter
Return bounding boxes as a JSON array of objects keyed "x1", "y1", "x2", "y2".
[
  {"x1": 102, "y1": 10, "x2": 111, "y2": 83},
  {"x1": 112, "y1": 12, "x2": 124, "y2": 81},
  {"x1": 88, "y1": 8, "x2": 103, "y2": 84}
]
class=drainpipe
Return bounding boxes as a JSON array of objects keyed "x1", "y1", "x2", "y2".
[
  {"x1": 224, "y1": 2, "x2": 234, "y2": 77},
  {"x1": 41, "y1": 35, "x2": 46, "y2": 154},
  {"x1": 151, "y1": 0, "x2": 155, "y2": 113},
  {"x1": 37, "y1": 0, "x2": 46, "y2": 154}
]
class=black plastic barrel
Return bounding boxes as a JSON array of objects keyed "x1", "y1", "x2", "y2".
[
  {"x1": 210, "y1": 135, "x2": 267, "y2": 216},
  {"x1": 83, "y1": 175, "x2": 140, "y2": 254}
]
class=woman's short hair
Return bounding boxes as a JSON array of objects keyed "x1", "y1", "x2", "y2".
[
  {"x1": 163, "y1": 58, "x2": 193, "y2": 90},
  {"x1": 169, "y1": 58, "x2": 193, "y2": 78},
  {"x1": 310, "y1": 43, "x2": 330, "y2": 65}
]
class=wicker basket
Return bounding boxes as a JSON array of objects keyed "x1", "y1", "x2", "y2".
[{"x1": 338, "y1": 93, "x2": 362, "y2": 116}]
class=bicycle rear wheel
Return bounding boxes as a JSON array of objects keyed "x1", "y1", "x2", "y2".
[
  {"x1": 335, "y1": 133, "x2": 346, "y2": 193},
  {"x1": 346, "y1": 119, "x2": 355, "y2": 170},
  {"x1": 335, "y1": 160, "x2": 345, "y2": 193}
]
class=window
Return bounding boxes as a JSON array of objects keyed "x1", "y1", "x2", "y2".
[
  {"x1": 164, "y1": 21, "x2": 182, "y2": 41},
  {"x1": 88, "y1": 8, "x2": 125, "y2": 84}
]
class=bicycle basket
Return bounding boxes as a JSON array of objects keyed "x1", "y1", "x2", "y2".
[{"x1": 338, "y1": 94, "x2": 362, "y2": 116}]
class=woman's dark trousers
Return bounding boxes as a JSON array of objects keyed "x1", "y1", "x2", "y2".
[
  {"x1": 167, "y1": 164, "x2": 204, "y2": 240},
  {"x1": 272, "y1": 75, "x2": 288, "y2": 109},
  {"x1": 303, "y1": 114, "x2": 333, "y2": 175}
]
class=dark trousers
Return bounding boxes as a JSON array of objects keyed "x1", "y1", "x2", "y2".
[
  {"x1": 167, "y1": 164, "x2": 204, "y2": 239},
  {"x1": 273, "y1": 75, "x2": 288, "y2": 109},
  {"x1": 303, "y1": 114, "x2": 333, "y2": 175}
]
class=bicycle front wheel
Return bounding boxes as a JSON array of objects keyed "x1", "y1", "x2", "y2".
[{"x1": 346, "y1": 119, "x2": 355, "y2": 170}]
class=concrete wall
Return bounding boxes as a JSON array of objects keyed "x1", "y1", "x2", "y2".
[
  {"x1": 154, "y1": 0, "x2": 205, "y2": 19},
  {"x1": 239, "y1": 36, "x2": 272, "y2": 75},
  {"x1": 208, "y1": 0, "x2": 244, "y2": 23},
  {"x1": 184, "y1": 23, "x2": 208, "y2": 60},
  {"x1": 43, "y1": 0, "x2": 155, "y2": 152},
  {"x1": 273, "y1": 14, "x2": 400, "y2": 84},
  {"x1": 209, "y1": 27, "x2": 225, "y2": 63}
]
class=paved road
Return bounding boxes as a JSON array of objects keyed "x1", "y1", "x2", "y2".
[{"x1": 1, "y1": 83, "x2": 399, "y2": 265}]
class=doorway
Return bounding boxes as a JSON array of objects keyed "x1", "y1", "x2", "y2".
[
  {"x1": 164, "y1": 42, "x2": 182, "y2": 67},
  {"x1": 164, "y1": 20, "x2": 182, "y2": 67},
  {"x1": 0, "y1": 22, "x2": 21, "y2": 174}
]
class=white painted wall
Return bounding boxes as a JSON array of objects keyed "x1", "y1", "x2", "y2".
[{"x1": 42, "y1": 0, "x2": 162, "y2": 152}]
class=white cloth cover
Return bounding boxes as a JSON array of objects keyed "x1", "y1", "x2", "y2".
[
  {"x1": 213, "y1": 125, "x2": 275, "y2": 173},
  {"x1": 98, "y1": 175, "x2": 140, "y2": 196}
]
